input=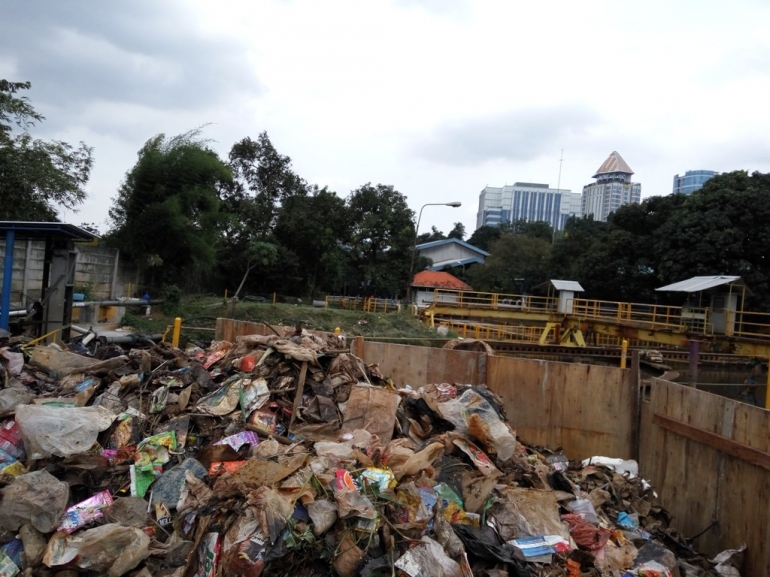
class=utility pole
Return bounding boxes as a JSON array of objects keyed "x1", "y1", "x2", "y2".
[{"x1": 552, "y1": 149, "x2": 564, "y2": 244}]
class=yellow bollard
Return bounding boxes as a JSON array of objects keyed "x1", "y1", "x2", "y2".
[
  {"x1": 171, "y1": 317, "x2": 182, "y2": 348},
  {"x1": 620, "y1": 339, "x2": 629, "y2": 369}
]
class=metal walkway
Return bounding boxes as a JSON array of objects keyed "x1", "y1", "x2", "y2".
[{"x1": 422, "y1": 289, "x2": 770, "y2": 357}]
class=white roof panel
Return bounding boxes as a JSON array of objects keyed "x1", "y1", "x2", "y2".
[
  {"x1": 656, "y1": 276, "x2": 745, "y2": 293},
  {"x1": 550, "y1": 280, "x2": 585, "y2": 292}
]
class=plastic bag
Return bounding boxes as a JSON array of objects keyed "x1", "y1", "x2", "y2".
[
  {"x1": 394, "y1": 536, "x2": 463, "y2": 577},
  {"x1": 43, "y1": 523, "x2": 151, "y2": 577},
  {"x1": 0, "y1": 470, "x2": 69, "y2": 533},
  {"x1": 306, "y1": 500, "x2": 338, "y2": 536},
  {"x1": 436, "y1": 389, "x2": 517, "y2": 461},
  {"x1": 15, "y1": 405, "x2": 115, "y2": 459}
]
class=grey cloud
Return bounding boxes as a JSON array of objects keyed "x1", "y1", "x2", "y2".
[
  {"x1": 415, "y1": 105, "x2": 604, "y2": 166},
  {"x1": 1, "y1": 1, "x2": 261, "y2": 116}
]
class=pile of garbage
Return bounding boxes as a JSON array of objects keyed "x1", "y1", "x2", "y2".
[{"x1": 0, "y1": 329, "x2": 745, "y2": 576}]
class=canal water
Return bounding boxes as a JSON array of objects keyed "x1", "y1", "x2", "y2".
[{"x1": 672, "y1": 365, "x2": 768, "y2": 408}]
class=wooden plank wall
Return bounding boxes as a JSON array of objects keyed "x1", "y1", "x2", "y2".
[
  {"x1": 215, "y1": 319, "x2": 334, "y2": 342},
  {"x1": 640, "y1": 379, "x2": 770, "y2": 575},
  {"x1": 359, "y1": 340, "x2": 636, "y2": 461},
  {"x1": 361, "y1": 341, "x2": 483, "y2": 388},
  {"x1": 486, "y1": 356, "x2": 637, "y2": 461}
]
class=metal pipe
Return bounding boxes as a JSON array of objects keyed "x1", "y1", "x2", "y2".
[{"x1": 1, "y1": 230, "x2": 15, "y2": 330}]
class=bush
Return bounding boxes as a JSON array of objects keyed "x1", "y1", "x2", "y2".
[{"x1": 161, "y1": 284, "x2": 182, "y2": 314}]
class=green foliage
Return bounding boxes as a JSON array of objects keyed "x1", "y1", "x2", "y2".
[
  {"x1": 346, "y1": 183, "x2": 415, "y2": 297},
  {"x1": 73, "y1": 283, "x2": 94, "y2": 301},
  {"x1": 469, "y1": 233, "x2": 552, "y2": 293},
  {"x1": 467, "y1": 225, "x2": 504, "y2": 251},
  {"x1": 274, "y1": 187, "x2": 350, "y2": 296},
  {"x1": 447, "y1": 221, "x2": 466, "y2": 240},
  {"x1": 160, "y1": 284, "x2": 182, "y2": 314},
  {"x1": 226, "y1": 132, "x2": 308, "y2": 240},
  {"x1": 654, "y1": 171, "x2": 770, "y2": 305},
  {"x1": 509, "y1": 219, "x2": 553, "y2": 242},
  {"x1": 107, "y1": 129, "x2": 231, "y2": 289},
  {"x1": 0, "y1": 80, "x2": 93, "y2": 221},
  {"x1": 416, "y1": 225, "x2": 445, "y2": 244}
]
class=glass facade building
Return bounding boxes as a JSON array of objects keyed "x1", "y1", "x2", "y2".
[
  {"x1": 476, "y1": 182, "x2": 581, "y2": 230},
  {"x1": 672, "y1": 170, "x2": 718, "y2": 195}
]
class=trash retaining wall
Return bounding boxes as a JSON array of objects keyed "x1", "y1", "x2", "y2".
[
  {"x1": 216, "y1": 318, "x2": 770, "y2": 573},
  {"x1": 640, "y1": 377, "x2": 770, "y2": 575}
]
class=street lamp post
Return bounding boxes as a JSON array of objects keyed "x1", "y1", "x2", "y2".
[{"x1": 406, "y1": 202, "x2": 462, "y2": 303}]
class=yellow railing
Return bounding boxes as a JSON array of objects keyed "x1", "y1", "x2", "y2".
[
  {"x1": 428, "y1": 290, "x2": 770, "y2": 342},
  {"x1": 430, "y1": 289, "x2": 558, "y2": 312},
  {"x1": 437, "y1": 319, "x2": 546, "y2": 344},
  {"x1": 570, "y1": 298, "x2": 700, "y2": 332},
  {"x1": 325, "y1": 296, "x2": 366, "y2": 311},
  {"x1": 732, "y1": 311, "x2": 770, "y2": 339},
  {"x1": 363, "y1": 298, "x2": 400, "y2": 314},
  {"x1": 325, "y1": 296, "x2": 400, "y2": 313}
]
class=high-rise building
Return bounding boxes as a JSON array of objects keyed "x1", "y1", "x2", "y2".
[
  {"x1": 672, "y1": 170, "x2": 718, "y2": 195},
  {"x1": 581, "y1": 151, "x2": 641, "y2": 221},
  {"x1": 476, "y1": 182, "x2": 581, "y2": 231}
]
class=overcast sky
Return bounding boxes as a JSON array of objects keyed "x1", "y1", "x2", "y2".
[{"x1": 2, "y1": 0, "x2": 769, "y2": 236}]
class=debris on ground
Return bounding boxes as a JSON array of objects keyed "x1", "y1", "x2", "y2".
[{"x1": 0, "y1": 328, "x2": 744, "y2": 576}]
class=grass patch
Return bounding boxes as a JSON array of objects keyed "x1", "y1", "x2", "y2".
[{"x1": 117, "y1": 295, "x2": 447, "y2": 347}]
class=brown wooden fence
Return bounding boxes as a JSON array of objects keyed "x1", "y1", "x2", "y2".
[{"x1": 640, "y1": 378, "x2": 770, "y2": 575}]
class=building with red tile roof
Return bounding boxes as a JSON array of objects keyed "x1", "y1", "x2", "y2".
[{"x1": 411, "y1": 270, "x2": 472, "y2": 306}]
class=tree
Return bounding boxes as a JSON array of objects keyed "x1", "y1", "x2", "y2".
[
  {"x1": 549, "y1": 216, "x2": 606, "y2": 285},
  {"x1": 416, "y1": 226, "x2": 445, "y2": 244},
  {"x1": 447, "y1": 222, "x2": 466, "y2": 240},
  {"x1": 108, "y1": 129, "x2": 231, "y2": 289},
  {"x1": 510, "y1": 219, "x2": 553, "y2": 242},
  {"x1": 0, "y1": 80, "x2": 93, "y2": 221},
  {"x1": 215, "y1": 132, "x2": 309, "y2": 296},
  {"x1": 226, "y1": 132, "x2": 308, "y2": 240},
  {"x1": 467, "y1": 223, "x2": 513, "y2": 251},
  {"x1": 468, "y1": 233, "x2": 552, "y2": 294},
  {"x1": 274, "y1": 187, "x2": 350, "y2": 296},
  {"x1": 655, "y1": 171, "x2": 770, "y2": 305},
  {"x1": 346, "y1": 183, "x2": 415, "y2": 297}
]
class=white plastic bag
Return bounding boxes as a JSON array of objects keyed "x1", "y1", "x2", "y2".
[{"x1": 15, "y1": 404, "x2": 115, "y2": 459}]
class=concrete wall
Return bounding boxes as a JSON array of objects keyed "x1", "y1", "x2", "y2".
[{"x1": 0, "y1": 240, "x2": 141, "y2": 307}]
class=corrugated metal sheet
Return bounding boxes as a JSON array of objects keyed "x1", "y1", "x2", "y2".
[
  {"x1": 550, "y1": 280, "x2": 585, "y2": 292},
  {"x1": 656, "y1": 276, "x2": 745, "y2": 293}
]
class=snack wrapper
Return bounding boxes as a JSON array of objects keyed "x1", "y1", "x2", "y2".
[
  {"x1": 208, "y1": 460, "x2": 248, "y2": 476},
  {"x1": 214, "y1": 431, "x2": 259, "y2": 451},
  {"x1": 57, "y1": 490, "x2": 114, "y2": 533}
]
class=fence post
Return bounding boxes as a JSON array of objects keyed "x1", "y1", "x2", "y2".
[{"x1": 620, "y1": 339, "x2": 629, "y2": 369}]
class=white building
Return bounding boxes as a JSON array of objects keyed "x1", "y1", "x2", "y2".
[
  {"x1": 581, "y1": 152, "x2": 641, "y2": 221},
  {"x1": 476, "y1": 182, "x2": 582, "y2": 230},
  {"x1": 415, "y1": 238, "x2": 488, "y2": 271}
]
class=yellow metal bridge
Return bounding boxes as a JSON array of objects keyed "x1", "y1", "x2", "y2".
[{"x1": 421, "y1": 289, "x2": 770, "y2": 357}]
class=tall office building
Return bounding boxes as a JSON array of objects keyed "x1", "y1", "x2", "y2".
[
  {"x1": 476, "y1": 182, "x2": 582, "y2": 231},
  {"x1": 672, "y1": 170, "x2": 717, "y2": 195},
  {"x1": 581, "y1": 151, "x2": 641, "y2": 222}
]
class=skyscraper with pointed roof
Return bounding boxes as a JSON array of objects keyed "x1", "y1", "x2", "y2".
[{"x1": 581, "y1": 151, "x2": 641, "y2": 221}]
